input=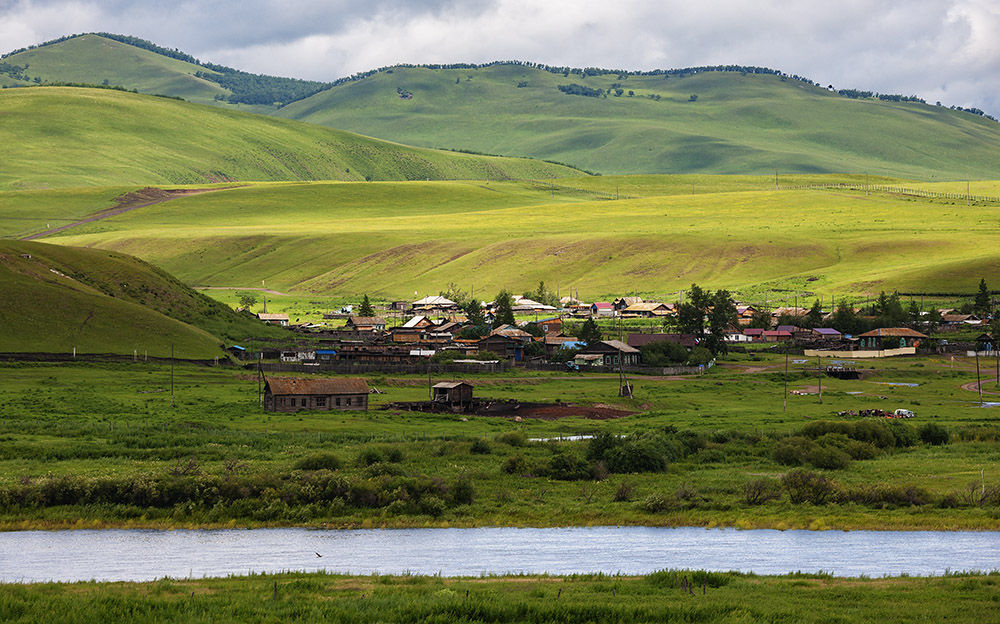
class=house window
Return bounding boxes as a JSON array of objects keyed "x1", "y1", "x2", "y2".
[
  {"x1": 300, "y1": 398, "x2": 307, "y2": 407},
  {"x1": 316, "y1": 397, "x2": 327, "y2": 407},
  {"x1": 613, "y1": 355, "x2": 620, "y2": 365},
  {"x1": 336, "y1": 397, "x2": 341, "y2": 406},
  {"x1": 346, "y1": 397, "x2": 352, "y2": 406}
]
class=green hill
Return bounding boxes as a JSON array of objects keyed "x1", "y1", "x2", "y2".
[
  {"x1": 0, "y1": 240, "x2": 271, "y2": 357},
  {"x1": 276, "y1": 64, "x2": 1000, "y2": 179},
  {"x1": 26, "y1": 175, "x2": 1000, "y2": 299},
  {"x1": 0, "y1": 86, "x2": 579, "y2": 189},
  {"x1": 0, "y1": 33, "x2": 326, "y2": 112}
]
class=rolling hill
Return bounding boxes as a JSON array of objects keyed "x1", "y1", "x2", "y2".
[
  {"x1": 276, "y1": 64, "x2": 1000, "y2": 179},
  {"x1": 0, "y1": 33, "x2": 326, "y2": 112},
  {"x1": 0, "y1": 240, "x2": 281, "y2": 357},
  {"x1": 4, "y1": 35, "x2": 1000, "y2": 178},
  {"x1": 0, "y1": 86, "x2": 579, "y2": 189},
  {"x1": 21, "y1": 175, "x2": 1000, "y2": 299}
]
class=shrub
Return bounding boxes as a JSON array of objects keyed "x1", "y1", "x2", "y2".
[
  {"x1": 804, "y1": 445, "x2": 851, "y2": 470},
  {"x1": 357, "y1": 448, "x2": 384, "y2": 467},
  {"x1": 544, "y1": 452, "x2": 592, "y2": 481},
  {"x1": 496, "y1": 432, "x2": 526, "y2": 447},
  {"x1": 420, "y1": 495, "x2": 446, "y2": 517},
  {"x1": 743, "y1": 478, "x2": 782, "y2": 505},
  {"x1": 687, "y1": 346, "x2": 713, "y2": 366},
  {"x1": 294, "y1": 452, "x2": 342, "y2": 471},
  {"x1": 384, "y1": 447, "x2": 404, "y2": 463},
  {"x1": 450, "y1": 478, "x2": 474, "y2": 505},
  {"x1": 842, "y1": 484, "x2": 930, "y2": 507},
  {"x1": 502, "y1": 455, "x2": 528, "y2": 475},
  {"x1": 782, "y1": 468, "x2": 838, "y2": 504},
  {"x1": 613, "y1": 481, "x2": 635, "y2": 502},
  {"x1": 772, "y1": 436, "x2": 816, "y2": 466},
  {"x1": 641, "y1": 492, "x2": 674, "y2": 513},
  {"x1": 886, "y1": 421, "x2": 918, "y2": 447},
  {"x1": 364, "y1": 462, "x2": 406, "y2": 478},
  {"x1": 919, "y1": 423, "x2": 950, "y2": 445},
  {"x1": 470, "y1": 439, "x2": 491, "y2": 455},
  {"x1": 647, "y1": 569, "x2": 732, "y2": 589}
]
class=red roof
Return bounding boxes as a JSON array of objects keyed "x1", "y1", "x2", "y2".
[
  {"x1": 856, "y1": 327, "x2": 928, "y2": 339},
  {"x1": 592, "y1": 302, "x2": 613, "y2": 309}
]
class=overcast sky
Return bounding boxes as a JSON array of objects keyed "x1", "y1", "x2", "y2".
[{"x1": 3, "y1": 0, "x2": 999, "y2": 114}]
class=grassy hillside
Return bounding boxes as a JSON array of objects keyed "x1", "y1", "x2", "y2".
[
  {"x1": 0, "y1": 240, "x2": 281, "y2": 357},
  {"x1": 0, "y1": 87, "x2": 579, "y2": 189},
  {"x1": 23, "y1": 174, "x2": 1000, "y2": 298},
  {"x1": 276, "y1": 64, "x2": 1000, "y2": 179}
]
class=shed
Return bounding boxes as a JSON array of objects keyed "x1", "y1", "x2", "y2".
[
  {"x1": 264, "y1": 377, "x2": 368, "y2": 412},
  {"x1": 257, "y1": 313, "x2": 289, "y2": 326},
  {"x1": 576, "y1": 340, "x2": 640, "y2": 367},
  {"x1": 432, "y1": 381, "x2": 474, "y2": 405}
]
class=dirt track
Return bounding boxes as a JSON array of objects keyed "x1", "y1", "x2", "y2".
[{"x1": 20, "y1": 186, "x2": 232, "y2": 241}]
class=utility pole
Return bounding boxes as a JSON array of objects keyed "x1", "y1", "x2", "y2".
[
  {"x1": 976, "y1": 348, "x2": 983, "y2": 406},
  {"x1": 816, "y1": 353, "x2": 822, "y2": 404},
  {"x1": 258, "y1": 353, "x2": 263, "y2": 408},
  {"x1": 783, "y1": 347, "x2": 789, "y2": 412},
  {"x1": 170, "y1": 344, "x2": 175, "y2": 408}
]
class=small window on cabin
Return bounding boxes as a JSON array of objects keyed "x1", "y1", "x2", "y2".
[
  {"x1": 316, "y1": 397, "x2": 326, "y2": 407},
  {"x1": 336, "y1": 398, "x2": 341, "y2": 406},
  {"x1": 613, "y1": 355, "x2": 620, "y2": 364},
  {"x1": 346, "y1": 397, "x2": 352, "y2": 406}
]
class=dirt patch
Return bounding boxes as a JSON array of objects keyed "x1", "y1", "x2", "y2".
[{"x1": 960, "y1": 379, "x2": 1000, "y2": 396}]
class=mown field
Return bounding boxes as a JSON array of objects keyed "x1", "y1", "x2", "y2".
[
  {"x1": 18, "y1": 173, "x2": 1000, "y2": 299},
  {"x1": 0, "y1": 87, "x2": 578, "y2": 190},
  {"x1": 2, "y1": 353, "x2": 1000, "y2": 531},
  {"x1": 277, "y1": 64, "x2": 1000, "y2": 179},
  {"x1": 3, "y1": 570, "x2": 999, "y2": 623}
]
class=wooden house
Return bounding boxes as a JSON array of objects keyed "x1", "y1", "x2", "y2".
[
  {"x1": 257, "y1": 313, "x2": 289, "y2": 326},
  {"x1": 264, "y1": 377, "x2": 369, "y2": 412},
  {"x1": 614, "y1": 296, "x2": 643, "y2": 311},
  {"x1": 856, "y1": 327, "x2": 927, "y2": 349},
  {"x1": 345, "y1": 316, "x2": 386, "y2": 331},
  {"x1": 432, "y1": 381, "x2": 474, "y2": 407},
  {"x1": 622, "y1": 302, "x2": 673, "y2": 317},
  {"x1": 591, "y1": 302, "x2": 615, "y2": 318},
  {"x1": 537, "y1": 317, "x2": 563, "y2": 335},
  {"x1": 575, "y1": 340, "x2": 640, "y2": 367}
]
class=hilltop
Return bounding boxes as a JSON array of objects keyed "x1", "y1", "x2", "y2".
[
  {"x1": 3, "y1": 34, "x2": 1000, "y2": 178},
  {"x1": 276, "y1": 63, "x2": 1000, "y2": 179},
  {"x1": 0, "y1": 240, "x2": 284, "y2": 357},
  {"x1": 0, "y1": 87, "x2": 579, "y2": 189}
]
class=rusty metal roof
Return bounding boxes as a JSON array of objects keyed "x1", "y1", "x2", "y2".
[{"x1": 265, "y1": 377, "x2": 368, "y2": 395}]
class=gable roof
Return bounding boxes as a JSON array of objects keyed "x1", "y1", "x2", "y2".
[
  {"x1": 433, "y1": 381, "x2": 473, "y2": 389},
  {"x1": 257, "y1": 313, "x2": 289, "y2": 321},
  {"x1": 592, "y1": 302, "x2": 614, "y2": 310},
  {"x1": 593, "y1": 339, "x2": 640, "y2": 353},
  {"x1": 413, "y1": 295, "x2": 457, "y2": 306},
  {"x1": 813, "y1": 327, "x2": 842, "y2": 335},
  {"x1": 265, "y1": 377, "x2": 368, "y2": 395},
  {"x1": 348, "y1": 316, "x2": 385, "y2": 326},
  {"x1": 856, "y1": 327, "x2": 928, "y2": 338}
]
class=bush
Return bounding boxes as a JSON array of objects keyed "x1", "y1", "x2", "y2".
[
  {"x1": 496, "y1": 432, "x2": 526, "y2": 447},
  {"x1": 502, "y1": 455, "x2": 528, "y2": 475},
  {"x1": 804, "y1": 445, "x2": 851, "y2": 470},
  {"x1": 842, "y1": 484, "x2": 930, "y2": 507},
  {"x1": 450, "y1": 478, "x2": 475, "y2": 505},
  {"x1": 641, "y1": 492, "x2": 674, "y2": 513},
  {"x1": 294, "y1": 452, "x2": 342, "y2": 471},
  {"x1": 743, "y1": 478, "x2": 782, "y2": 505},
  {"x1": 357, "y1": 448, "x2": 384, "y2": 467},
  {"x1": 384, "y1": 447, "x2": 404, "y2": 462},
  {"x1": 919, "y1": 423, "x2": 950, "y2": 445},
  {"x1": 772, "y1": 436, "x2": 816, "y2": 466},
  {"x1": 420, "y1": 495, "x2": 446, "y2": 517},
  {"x1": 687, "y1": 346, "x2": 714, "y2": 366},
  {"x1": 886, "y1": 421, "x2": 918, "y2": 447},
  {"x1": 782, "y1": 469, "x2": 838, "y2": 504},
  {"x1": 613, "y1": 481, "x2": 635, "y2": 502},
  {"x1": 544, "y1": 452, "x2": 592, "y2": 481},
  {"x1": 470, "y1": 439, "x2": 491, "y2": 455}
]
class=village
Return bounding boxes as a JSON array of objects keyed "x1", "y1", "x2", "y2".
[{"x1": 244, "y1": 286, "x2": 1000, "y2": 413}]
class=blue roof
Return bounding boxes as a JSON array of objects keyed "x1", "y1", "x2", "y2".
[
  {"x1": 227, "y1": 345, "x2": 246, "y2": 351},
  {"x1": 316, "y1": 349, "x2": 337, "y2": 355}
]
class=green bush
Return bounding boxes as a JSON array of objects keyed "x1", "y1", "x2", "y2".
[
  {"x1": 470, "y1": 439, "x2": 491, "y2": 455},
  {"x1": 743, "y1": 478, "x2": 782, "y2": 505},
  {"x1": 782, "y1": 468, "x2": 838, "y2": 504},
  {"x1": 450, "y1": 478, "x2": 474, "y2": 505},
  {"x1": 294, "y1": 452, "x2": 342, "y2": 471},
  {"x1": 919, "y1": 423, "x2": 950, "y2": 445},
  {"x1": 772, "y1": 436, "x2": 816, "y2": 466},
  {"x1": 502, "y1": 455, "x2": 528, "y2": 475},
  {"x1": 544, "y1": 451, "x2": 592, "y2": 481},
  {"x1": 496, "y1": 431, "x2": 526, "y2": 446},
  {"x1": 640, "y1": 492, "x2": 674, "y2": 513},
  {"x1": 804, "y1": 445, "x2": 851, "y2": 470},
  {"x1": 357, "y1": 448, "x2": 384, "y2": 466}
]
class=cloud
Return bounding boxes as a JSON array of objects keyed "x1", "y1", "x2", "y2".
[{"x1": 2, "y1": 0, "x2": 998, "y2": 114}]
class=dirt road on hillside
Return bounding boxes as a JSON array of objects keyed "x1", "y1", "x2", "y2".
[{"x1": 20, "y1": 186, "x2": 235, "y2": 241}]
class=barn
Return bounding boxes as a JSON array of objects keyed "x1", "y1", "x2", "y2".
[{"x1": 264, "y1": 377, "x2": 369, "y2": 412}]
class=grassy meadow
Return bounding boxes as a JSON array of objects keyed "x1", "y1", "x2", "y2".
[
  {"x1": 14, "y1": 174, "x2": 1000, "y2": 299},
  {"x1": 3, "y1": 570, "x2": 999, "y2": 623},
  {"x1": 277, "y1": 64, "x2": 1000, "y2": 179},
  {"x1": 3, "y1": 352, "x2": 1000, "y2": 530},
  {"x1": 0, "y1": 87, "x2": 578, "y2": 190}
]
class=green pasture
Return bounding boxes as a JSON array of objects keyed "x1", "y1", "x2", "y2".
[
  {"x1": 2, "y1": 570, "x2": 998, "y2": 623},
  {"x1": 23, "y1": 175, "x2": 1000, "y2": 298},
  {"x1": 0, "y1": 87, "x2": 578, "y2": 190},
  {"x1": 2, "y1": 354, "x2": 1000, "y2": 530},
  {"x1": 277, "y1": 64, "x2": 1000, "y2": 179}
]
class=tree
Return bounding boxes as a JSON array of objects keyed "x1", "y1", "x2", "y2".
[
  {"x1": 237, "y1": 291, "x2": 258, "y2": 310},
  {"x1": 975, "y1": 278, "x2": 991, "y2": 315},
  {"x1": 748, "y1": 309, "x2": 772, "y2": 329},
  {"x1": 873, "y1": 292, "x2": 906, "y2": 327},
  {"x1": 358, "y1": 294, "x2": 374, "y2": 317},
  {"x1": 676, "y1": 284, "x2": 709, "y2": 336},
  {"x1": 639, "y1": 340, "x2": 688, "y2": 366},
  {"x1": 463, "y1": 299, "x2": 487, "y2": 329},
  {"x1": 705, "y1": 290, "x2": 737, "y2": 354},
  {"x1": 493, "y1": 290, "x2": 515, "y2": 328},
  {"x1": 907, "y1": 300, "x2": 922, "y2": 327},
  {"x1": 579, "y1": 318, "x2": 602, "y2": 345},
  {"x1": 805, "y1": 300, "x2": 823, "y2": 328}
]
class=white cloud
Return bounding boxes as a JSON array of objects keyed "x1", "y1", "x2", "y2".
[{"x1": 2, "y1": 0, "x2": 999, "y2": 114}]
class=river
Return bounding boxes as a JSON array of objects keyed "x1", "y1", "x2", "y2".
[{"x1": 3, "y1": 526, "x2": 999, "y2": 583}]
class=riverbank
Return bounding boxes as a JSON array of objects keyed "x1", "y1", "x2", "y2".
[{"x1": 2, "y1": 570, "x2": 997, "y2": 623}]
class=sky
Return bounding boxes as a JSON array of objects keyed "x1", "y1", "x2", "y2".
[{"x1": 2, "y1": 0, "x2": 999, "y2": 114}]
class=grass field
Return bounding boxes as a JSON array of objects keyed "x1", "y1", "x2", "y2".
[
  {"x1": 0, "y1": 87, "x2": 579, "y2": 190},
  {"x1": 17, "y1": 174, "x2": 1000, "y2": 299},
  {"x1": 3, "y1": 570, "x2": 998, "y2": 623},
  {"x1": 3, "y1": 353, "x2": 1000, "y2": 531},
  {"x1": 276, "y1": 64, "x2": 1000, "y2": 179},
  {"x1": 0, "y1": 240, "x2": 284, "y2": 358}
]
